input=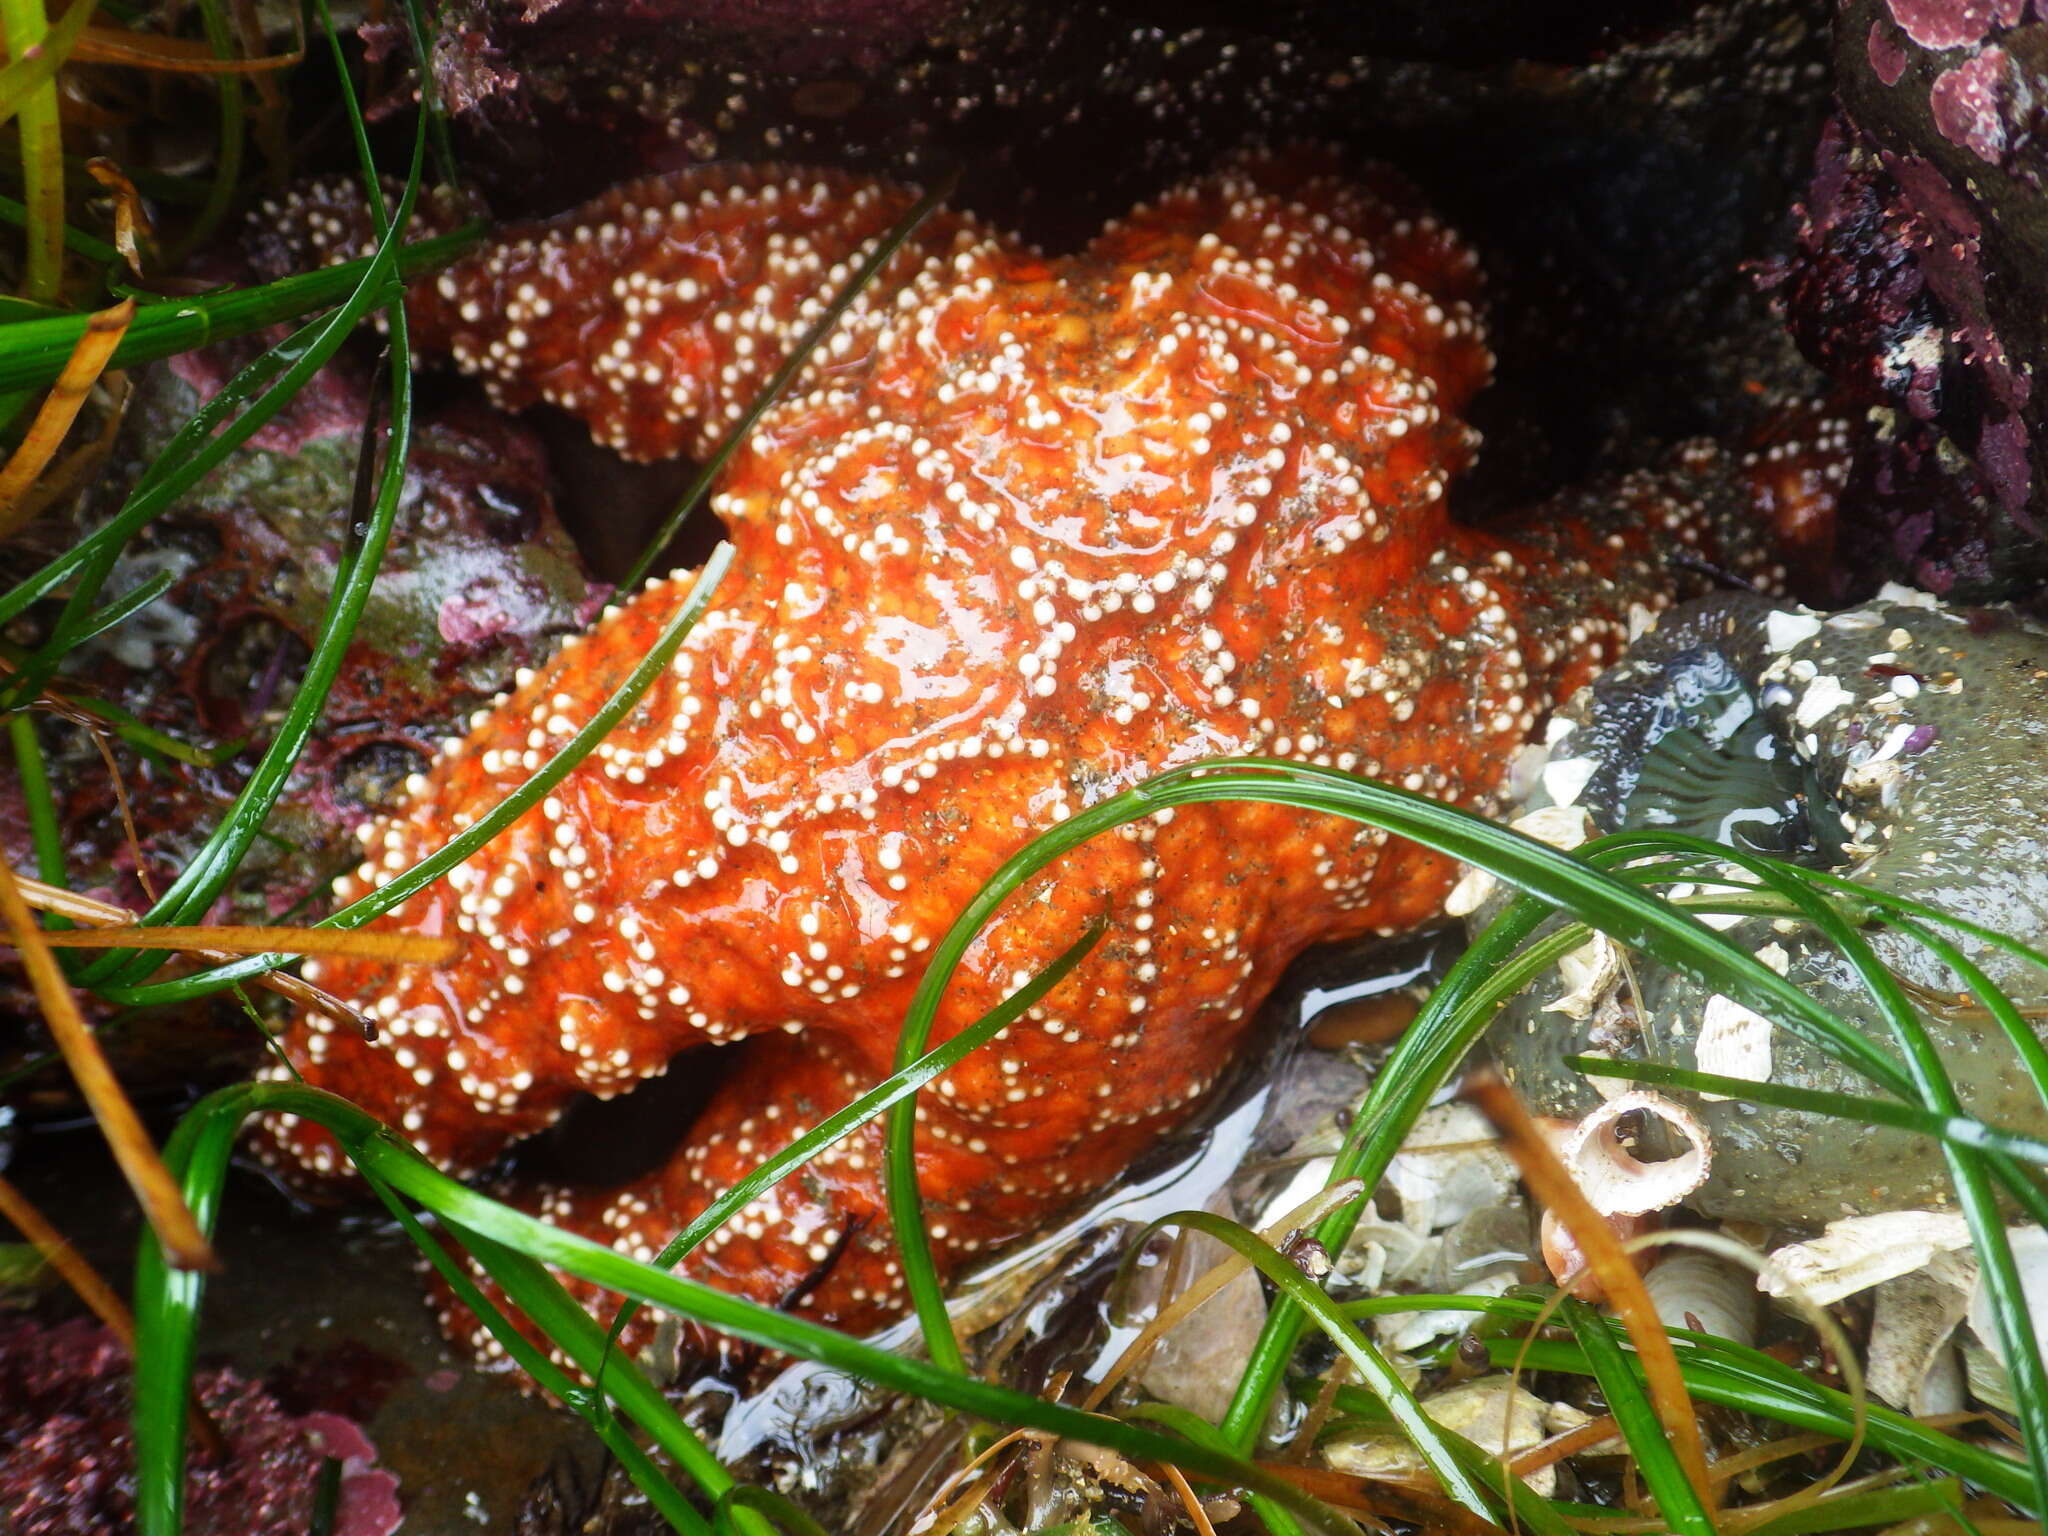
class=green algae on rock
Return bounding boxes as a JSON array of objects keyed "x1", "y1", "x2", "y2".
[
  {"x1": 9, "y1": 354, "x2": 604, "y2": 923},
  {"x1": 1482, "y1": 587, "x2": 2048, "y2": 1225}
]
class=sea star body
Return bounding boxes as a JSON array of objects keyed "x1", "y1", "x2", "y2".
[{"x1": 251, "y1": 153, "x2": 1783, "y2": 1368}]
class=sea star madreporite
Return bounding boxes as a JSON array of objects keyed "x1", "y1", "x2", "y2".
[{"x1": 250, "y1": 152, "x2": 1789, "y2": 1368}]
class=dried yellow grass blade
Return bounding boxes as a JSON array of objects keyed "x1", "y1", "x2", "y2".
[
  {"x1": 0, "y1": 296, "x2": 132, "y2": 535},
  {"x1": 1466, "y1": 1069, "x2": 1715, "y2": 1514},
  {"x1": 0, "y1": 859, "x2": 215, "y2": 1269},
  {"x1": 29, "y1": 923, "x2": 458, "y2": 963},
  {"x1": 0, "y1": 1167, "x2": 132, "y2": 1343},
  {"x1": 7, "y1": 870, "x2": 383, "y2": 1033},
  {"x1": 1161, "y1": 1463, "x2": 1220, "y2": 1536}
]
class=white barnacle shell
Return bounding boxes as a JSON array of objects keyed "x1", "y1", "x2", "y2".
[
  {"x1": 1444, "y1": 804, "x2": 1597, "y2": 917},
  {"x1": 1561, "y1": 1089, "x2": 1712, "y2": 1218},
  {"x1": 1543, "y1": 933, "x2": 1621, "y2": 1019}
]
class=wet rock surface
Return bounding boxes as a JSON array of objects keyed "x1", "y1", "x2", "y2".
[
  {"x1": 0, "y1": 343, "x2": 603, "y2": 1107},
  {"x1": 1485, "y1": 588, "x2": 2048, "y2": 1223}
]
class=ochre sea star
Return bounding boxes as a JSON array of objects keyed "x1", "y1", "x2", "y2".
[{"x1": 250, "y1": 151, "x2": 1789, "y2": 1369}]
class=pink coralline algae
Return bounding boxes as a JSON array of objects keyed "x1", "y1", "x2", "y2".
[
  {"x1": 1883, "y1": 0, "x2": 2008, "y2": 51},
  {"x1": 1930, "y1": 48, "x2": 2012, "y2": 163},
  {"x1": 0, "y1": 1317, "x2": 401, "y2": 1536}
]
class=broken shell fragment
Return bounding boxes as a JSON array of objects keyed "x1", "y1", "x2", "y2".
[
  {"x1": 1869, "y1": 1265, "x2": 1973, "y2": 1414},
  {"x1": 1762, "y1": 1211, "x2": 1972, "y2": 1306}
]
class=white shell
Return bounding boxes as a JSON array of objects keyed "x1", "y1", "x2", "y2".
[
  {"x1": 1869, "y1": 1263, "x2": 1973, "y2": 1414},
  {"x1": 1543, "y1": 934, "x2": 1621, "y2": 1019},
  {"x1": 1693, "y1": 995, "x2": 1774, "y2": 1100},
  {"x1": 1560, "y1": 1090, "x2": 1712, "y2": 1218},
  {"x1": 1762, "y1": 1210, "x2": 1972, "y2": 1306},
  {"x1": 1644, "y1": 1250, "x2": 1757, "y2": 1345}
]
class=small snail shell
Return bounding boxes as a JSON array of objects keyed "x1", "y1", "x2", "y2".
[{"x1": 1540, "y1": 1207, "x2": 1659, "y2": 1300}]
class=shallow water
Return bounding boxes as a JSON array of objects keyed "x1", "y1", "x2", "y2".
[{"x1": 4, "y1": 928, "x2": 1450, "y2": 1532}]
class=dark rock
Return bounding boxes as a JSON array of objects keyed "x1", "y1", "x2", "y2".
[{"x1": 1771, "y1": 0, "x2": 2048, "y2": 603}]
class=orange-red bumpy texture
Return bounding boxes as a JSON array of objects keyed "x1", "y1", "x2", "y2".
[{"x1": 251, "y1": 153, "x2": 1781, "y2": 1372}]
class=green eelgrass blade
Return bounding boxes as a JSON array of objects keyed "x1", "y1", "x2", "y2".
[
  {"x1": 94, "y1": 544, "x2": 735, "y2": 1007},
  {"x1": 1477, "y1": 1334, "x2": 2034, "y2": 1510},
  {"x1": 711, "y1": 1487, "x2": 829, "y2": 1536},
  {"x1": 0, "y1": 0, "x2": 97, "y2": 129},
  {"x1": 8, "y1": 713, "x2": 63, "y2": 886},
  {"x1": 179, "y1": 0, "x2": 245, "y2": 258},
  {"x1": 79, "y1": 0, "x2": 415, "y2": 980},
  {"x1": 0, "y1": 227, "x2": 478, "y2": 406},
  {"x1": 617, "y1": 168, "x2": 960, "y2": 593},
  {"x1": 1556, "y1": 1296, "x2": 1714, "y2": 1536},
  {"x1": 1566, "y1": 1053, "x2": 2048, "y2": 1163},
  {"x1": 1781, "y1": 858, "x2": 2048, "y2": 979},
  {"x1": 591, "y1": 918, "x2": 1108, "y2": 1402},
  {"x1": 1135, "y1": 1208, "x2": 1502, "y2": 1523},
  {"x1": 136, "y1": 1081, "x2": 1360, "y2": 1536},
  {"x1": 57, "y1": 568, "x2": 175, "y2": 648},
  {"x1": 0, "y1": 0, "x2": 78, "y2": 303},
  {"x1": 130, "y1": 1074, "x2": 234, "y2": 1535},
  {"x1": 313, "y1": 0, "x2": 388, "y2": 239},
  {"x1": 1324, "y1": 1294, "x2": 2031, "y2": 1509},
  {"x1": 863, "y1": 764, "x2": 1901, "y2": 1391},
  {"x1": 393, "y1": 0, "x2": 459, "y2": 190}
]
